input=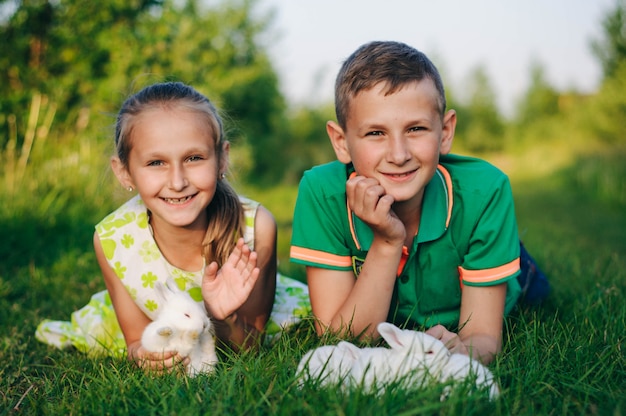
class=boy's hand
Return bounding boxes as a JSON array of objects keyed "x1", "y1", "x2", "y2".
[
  {"x1": 346, "y1": 175, "x2": 405, "y2": 244},
  {"x1": 425, "y1": 324, "x2": 469, "y2": 356}
]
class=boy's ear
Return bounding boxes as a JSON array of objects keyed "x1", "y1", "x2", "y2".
[
  {"x1": 326, "y1": 120, "x2": 352, "y2": 164},
  {"x1": 111, "y1": 157, "x2": 134, "y2": 190},
  {"x1": 439, "y1": 109, "x2": 457, "y2": 155}
]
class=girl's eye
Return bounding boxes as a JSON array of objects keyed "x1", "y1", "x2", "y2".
[
  {"x1": 147, "y1": 160, "x2": 164, "y2": 166},
  {"x1": 365, "y1": 131, "x2": 383, "y2": 137},
  {"x1": 187, "y1": 155, "x2": 204, "y2": 162},
  {"x1": 409, "y1": 126, "x2": 427, "y2": 132}
]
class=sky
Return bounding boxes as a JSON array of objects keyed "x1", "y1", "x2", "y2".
[{"x1": 259, "y1": 0, "x2": 616, "y2": 115}]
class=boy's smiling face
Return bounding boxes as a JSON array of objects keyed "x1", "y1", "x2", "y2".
[{"x1": 327, "y1": 79, "x2": 456, "y2": 209}]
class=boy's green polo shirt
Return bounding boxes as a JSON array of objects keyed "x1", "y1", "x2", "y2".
[{"x1": 290, "y1": 154, "x2": 522, "y2": 328}]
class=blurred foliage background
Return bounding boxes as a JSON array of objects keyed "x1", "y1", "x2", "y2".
[
  {"x1": 1, "y1": 3, "x2": 625, "y2": 412},
  {"x1": 1, "y1": 0, "x2": 625, "y2": 280}
]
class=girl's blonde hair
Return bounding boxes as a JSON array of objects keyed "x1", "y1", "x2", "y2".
[{"x1": 114, "y1": 81, "x2": 244, "y2": 267}]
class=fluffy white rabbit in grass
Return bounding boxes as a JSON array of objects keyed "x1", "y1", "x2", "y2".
[
  {"x1": 141, "y1": 280, "x2": 218, "y2": 377},
  {"x1": 348, "y1": 322, "x2": 452, "y2": 394},
  {"x1": 296, "y1": 322, "x2": 500, "y2": 400},
  {"x1": 438, "y1": 352, "x2": 500, "y2": 400},
  {"x1": 296, "y1": 341, "x2": 361, "y2": 387}
]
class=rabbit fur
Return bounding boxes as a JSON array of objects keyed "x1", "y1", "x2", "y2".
[
  {"x1": 438, "y1": 352, "x2": 500, "y2": 400},
  {"x1": 141, "y1": 280, "x2": 218, "y2": 377},
  {"x1": 296, "y1": 322, "x2": 499, "y2": 400},
  {"x1": 296, "y1": 341, "x2": 361, "y2": 387}
]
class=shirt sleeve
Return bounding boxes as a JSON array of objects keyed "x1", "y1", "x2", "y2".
[
  {"x1": 458, "y1": 174, "x2": 521, "y2": 287},
  {"x1": 289, "y1": 169, "x2": 353, "y2": 270}
]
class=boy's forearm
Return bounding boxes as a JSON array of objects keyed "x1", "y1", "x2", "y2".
[
  {"x1": 460, "y1": 333, "x2": 501, "y2": 365},
  {"x1": 329, "y1": 238, "x2": 402, "y2": 338}
]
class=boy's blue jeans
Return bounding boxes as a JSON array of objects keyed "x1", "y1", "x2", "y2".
[{"x1": 518, "y1": 242, "x2": 551, "y2": 304}]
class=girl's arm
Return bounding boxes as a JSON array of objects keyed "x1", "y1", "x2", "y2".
[
  {"x1": 208, "y1": 206, "x2": 277, "y2": 349},
  {"x1": 93, "y1": 232, "x2": 187, "y2": 372},
  {"x1": 426, "y1": 283, "x2": 507, "y2": 365}
]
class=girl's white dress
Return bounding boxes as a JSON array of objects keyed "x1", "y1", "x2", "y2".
[{"x1": 35, "y1": 195, "x2": 311, "y2": 357}]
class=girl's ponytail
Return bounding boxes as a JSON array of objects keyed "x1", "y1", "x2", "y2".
[{"x1": 202, "y1": 178, "x2": 245, "y2": 268}]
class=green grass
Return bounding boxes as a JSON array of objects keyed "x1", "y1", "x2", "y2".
[{"x1": 1, "y1": 134, "x2": 625, "y2": 415}]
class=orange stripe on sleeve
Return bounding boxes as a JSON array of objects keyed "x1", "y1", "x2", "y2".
[
  {"x1": 290, "y1": 246, "x2": 353, "y2": 268},
  {"x1": 347, "y1": 172, "x2": 361, "y2": 251},
  {"x1": 459, "y1": 258, "x2": 520, "y2": 284},
  {"x1": 437, "y1": 165, "x2": 454, "y2": 228}
]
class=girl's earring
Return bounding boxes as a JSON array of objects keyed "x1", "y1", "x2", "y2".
[
  {"x1": 220, "y1": 173, "x2": 226, "y2": 180},
  {"x1": 128, "y1": 186, "x2": 133, "y2": 192}
]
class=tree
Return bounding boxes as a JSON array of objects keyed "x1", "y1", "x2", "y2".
[
  {"x1": 279, "y1": 103, "x2": 336, "y2": 184},
  {"x1": 515, "y1": 60, "x2": 560, "y2": 125},
  {"x1": 591, "y1": 0, "x2": 626, "y2": 81},
  {"x1": 455, "y1": 66, "x2": 505, "y2": 153},
  {"x1": 586, "y1": 0, "x2": 626, "y2": 143},
  {"x1": 0, "y1": 0, "x2": 162, "y2": 137},
  {"x1": 0, "y1": 0, "x2": 288, "y2": 182}
]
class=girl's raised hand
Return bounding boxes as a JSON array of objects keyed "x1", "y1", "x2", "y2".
[{"x1": 201, "y1": 238, "x2": 260, "y2": 320}]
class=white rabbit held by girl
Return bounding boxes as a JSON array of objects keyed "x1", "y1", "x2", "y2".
[{"x1": 141, "y1": 280, "x2": 218, "y2": 377}]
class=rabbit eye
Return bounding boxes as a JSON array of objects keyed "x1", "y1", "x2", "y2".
[{"x1": 184, "y1": 313, "x2": 190, "y2": 318}]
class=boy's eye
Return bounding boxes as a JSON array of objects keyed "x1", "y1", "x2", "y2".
[
  {"x1": 409, "y1": 126, "x2": 426, "y2": 132},
  {"x1": 147, "y1": 160, "x2": 164, "y2": 166},
  {"x1": 365, "y1": 131, "x2": 384, "y2": 137},
  {"x1": 187, "y1": 155, "x2": 204, "y2": 162}
]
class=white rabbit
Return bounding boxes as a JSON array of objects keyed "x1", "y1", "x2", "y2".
[
  {"x1": 348, "y1": 322, "x2": 451, "y2": 394},
  {"x1": 141, "y1": 280, "x2": 218, "y2": 377},
  {"x1": 438, "y1": 352, "x2": 500, "y2": 400},
  {"x1": 369, "y1": 323, "x2": 500, "y2": 399},
  {"x1": 296, "y1": 322, "x2": 451, "y2": 393},
  {"x1": 296, "y1": 322, "x2": 500, "y2": 401},
  {"x1": 296, "y1": 341, "x2": 361, "y2": 387}
]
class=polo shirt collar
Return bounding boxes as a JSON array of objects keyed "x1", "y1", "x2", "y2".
[{"x1": 348, "y1": 165, "x2": 452, "y2": 251}]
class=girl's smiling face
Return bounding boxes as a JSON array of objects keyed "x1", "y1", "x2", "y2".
[
  {"x1": 117, "y1": 107, "x2": 225, "y2": 233},
  {"x1": 329, "y1": 79, "x2": 456, "y2": 210}
]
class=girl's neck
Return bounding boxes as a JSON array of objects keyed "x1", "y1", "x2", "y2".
[{"x1": 149, "y1": 217, "x2": 207, "y2": 272}]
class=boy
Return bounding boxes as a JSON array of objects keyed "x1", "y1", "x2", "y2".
[{"x1": 290, "y1": 41, "x2": 523, "y2": 364}]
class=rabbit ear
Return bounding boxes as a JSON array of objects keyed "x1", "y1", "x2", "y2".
[
  {"x1": 377, "y1": 322, "x2": 408, "y2": 350},
  {"x1": 378, "y1": 322, "x2": 435, "y2": 353},
  {"x1": 153, "y1": 281, "x2": 167, "y2": 302},
  {"x1": 154, "y1": 280, "x2": 176, "y2": 304},
  {"x1": 164, "y1": 277, "x2": 182, "y2": 293}
]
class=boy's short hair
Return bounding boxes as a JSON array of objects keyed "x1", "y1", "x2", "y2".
[{"x1": 334, "y1": 41, "x2": 447, "y2": 128}]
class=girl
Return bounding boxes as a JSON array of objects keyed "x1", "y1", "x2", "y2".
[{"x1": 37, "y1": 82, "x2": 310, "y2": 372}]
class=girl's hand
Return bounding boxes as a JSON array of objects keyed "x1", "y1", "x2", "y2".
[
  {"x1": 346, "y1": 175, "x2": 405, "y2": 244},
  {"x1": 201, "y1": 238, "x2": 260, "y2": 320},
  {"x1": 425, "y1": 324, "x2": 469, "y2": 356},
  {"x1": 128, "y1": 341, "x2": 190, "y2": 374}
]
